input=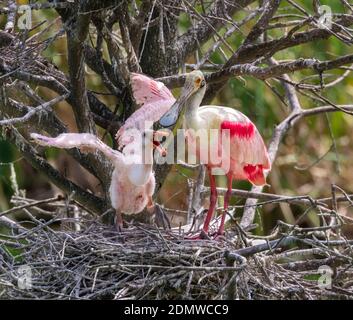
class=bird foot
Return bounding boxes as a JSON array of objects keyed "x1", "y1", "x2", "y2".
[
  {"x1": 186, "y1": 229, "x2": 225, "y2": 241},
  {"x1": 185, "y1": 230, "x2": 211, "y2": 240},
  {"x1": 210, "y1": 231, "x2": 226, "y2": 241},
  {"x1": 114, "y1": 212, "x2": 124, "y2": 233},
  {"x1": 115, "y1": 222, "x2": 124, "y2": 233},
  {"x1": 154, "y1": 204, "x2": 171, "y2": 230},
  {"x1": 103, "y1": 223, "x2": 124, "y2": 239}
]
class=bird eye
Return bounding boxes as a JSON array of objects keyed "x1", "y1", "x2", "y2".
[{"x1": 195, "y1": 77, "x2": 205, "y2": 88}]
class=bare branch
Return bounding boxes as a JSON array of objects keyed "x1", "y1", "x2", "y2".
[
  {"x1": 157, "y1": 55, "x2": 353, "y2": 87},
  {"x1": 243, "y1": 0, "x2": 281, "y2": 45},
  {"x1": 2, "y1": 126, "x2": 107, "y2": 214},
  {"x1": 4, "y1": 0, "x2": 16, "y2": 32},
  {"x1": 176, "y1": 0, "x2": 255, "y2": 60},
  {"x1": 64, "y1": 9, "x2": 96, "y2": 134},
  {"x1": 204, "y1": 14, "x2": 353, "y2": 102},
  {"x1": 0, "y1": 94, "x2": 69, "y2": 126}
]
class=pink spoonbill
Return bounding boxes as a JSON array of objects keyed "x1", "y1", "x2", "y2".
[
  {"x1": 159, "y1": 70, "x2": 271, "y2": 238},
  {"x1": 30, "y1": 131, "x2": 167, "y2": 230}
]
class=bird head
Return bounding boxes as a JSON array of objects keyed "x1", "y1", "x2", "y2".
[
  {"x1": 159, "y1": 70, "x2": 206, "y2": 127},
  {"x1": 143, "y1": 130, "x2": 168, "y2": 157}
]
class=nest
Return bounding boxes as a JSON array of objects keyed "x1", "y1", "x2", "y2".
[{"x1": 1, "y1": 201, "x2": 353, "y2": 300}]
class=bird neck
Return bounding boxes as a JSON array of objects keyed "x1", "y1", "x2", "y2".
[
  {"x1": 143, "y1": 144, "x2": 154, "y2": 166},
  {"x1": 185, "y1": 88, "x2": 205, "y2": 129},
  {"x1": 139, "y1": 144, "x2": 154, "y2": 176},
  {"x1": 128, "y1": 163, "x2": 152, "y2": 186},
  {"x1": 127, "y1": 144, "x2": 154, "y2": 186}
]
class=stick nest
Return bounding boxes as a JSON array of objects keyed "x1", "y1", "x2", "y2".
[{"x1": 1, "y1": 205, "x2": 353, "y2": 300}]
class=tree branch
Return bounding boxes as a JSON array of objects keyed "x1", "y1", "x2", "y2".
[
  {"x1": 176, "y1": 0, "x2": 255, "y2": 60},
  {"x1": 65, "y1": 8, "x2": 95, "y2": 134},
  {"x1": 2, "y1": 127, "x2": 107, "y2": 214},
  {"x1": 0, "y1": 94, "x2": 69, "y2": 126},
  {"x1": 243, "y1": 0, "x2": 281, "y2": 45},
  {"x1": 204, "y1": 14, "x2": 353, "y2": 102},
  {"x1": 157, "y1": 54, "x2": 353, "y2": 87}
]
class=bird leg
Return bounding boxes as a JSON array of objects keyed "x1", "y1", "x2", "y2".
[
  {"x1": 115, "y1": 210, "x2": 124, "y2": 232},
  {"x1": 147, "y1": 198, "x2": 171, "y2": 230},
  {"x1": 154, "y1": 204, "x2": 171, "y2": 230},
  {"x1": 201, "y1": 168, "x2": 217, "y2": 237},
  {"x1": 217, "y1": 173, "x2": 233, "y2": 236}
]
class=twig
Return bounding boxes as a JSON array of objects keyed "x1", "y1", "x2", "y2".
[{"x1": 0, "y1": 94, "x2": 69, "y2": 126}]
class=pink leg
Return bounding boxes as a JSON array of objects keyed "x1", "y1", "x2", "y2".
[
  {"x1": 202, "y1": 168, "x2": 217, "y2": 235},
  {"x1": 217, "y1": 174, "x2": 233, "y2": 235},
  {"x1": 115, "y1": 211, "x2": 123, "y2": 232}
]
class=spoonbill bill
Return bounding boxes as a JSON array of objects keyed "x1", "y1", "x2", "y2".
[
  {"x1": 30, "y1": 131, "x2": 167, "y2": 230},
  {"x1": 159, "y1": 70, "x2": 271, "y2": 238}
]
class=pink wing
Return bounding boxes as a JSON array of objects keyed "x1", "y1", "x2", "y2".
[
  {"x1": 130, "y1": 73, "x2": 175, "y2": 105},
  {"x1": 31, "y1": 133, "x2": 123, "y2": 164},
  {"x1": 221, "y1": 120, "x2": 271, "y2": 186},
  {"x1": 116, "y1": 73, "x2": 176, "y2": 147}
]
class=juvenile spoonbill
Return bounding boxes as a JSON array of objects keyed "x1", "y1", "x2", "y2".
[{"x1": 30, "y1": 131, "x2": 166, "y2": 230}]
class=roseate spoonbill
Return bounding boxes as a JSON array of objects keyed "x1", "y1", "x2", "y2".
[
  {"x1": 116, "y1": 73, "x2": 175, "y2": 147},
  {"x1": 159, "y1": 70, "x2": 271, "y2": 238},
  {"x1": 30, "y1": 131, "x2": 167, "y2": 230}
]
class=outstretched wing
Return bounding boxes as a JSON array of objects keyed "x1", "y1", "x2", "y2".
[
  {"x1": 116, "y1": 73, "x2": 175, "y2": 147},
  {"x1": 31, "y1": 133, "x2": 123, "y2": 164}
]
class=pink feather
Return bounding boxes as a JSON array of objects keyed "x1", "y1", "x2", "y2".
[
  {"x1": 116, "y1": 73, "x2": 175, "y2": 147},
  {"x1": 30, "y1": 132, "x2": 156, "y2": 219}
]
